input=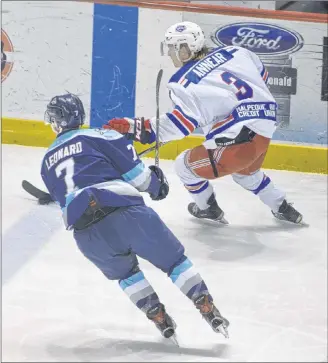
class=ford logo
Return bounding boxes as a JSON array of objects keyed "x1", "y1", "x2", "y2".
[{"x1": 211, "y1": 22, "x2": 304, "y2": 56}]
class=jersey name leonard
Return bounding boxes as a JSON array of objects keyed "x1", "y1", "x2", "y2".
[
  {"x1": 185, "y1": 49, "x2": 234, "y2": 85},
  {"x1": 45, "y1": 141, "x2": 83, "y2": 170}
]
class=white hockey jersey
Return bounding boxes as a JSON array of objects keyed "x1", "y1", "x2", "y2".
[{"x1": 149, "y1": 46, "x2": 277, "y2": 148}]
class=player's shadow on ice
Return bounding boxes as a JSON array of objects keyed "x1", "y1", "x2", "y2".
[
  {"x1": 2, "y1": 203, "x2": 61, "y2": 284},
  {"x1": 188, "y1": 219, "x2": 306, "y2": 262},
  {"x1": 47, "y1": 338, "x2": 229, "y2": 361}
]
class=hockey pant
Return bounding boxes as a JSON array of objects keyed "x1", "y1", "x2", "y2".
[
  {"x1": 175, "y1": 134, "x2": 285, "y2": 212},
  {"x1": 74, "y1": 205, "x2": 212, "y2": 313}
]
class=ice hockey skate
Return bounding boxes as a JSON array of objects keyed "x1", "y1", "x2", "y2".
[
  {"x1": 272, "y1": 199, "x2": 304, "y2": 224},
  {"x1": 193, "y1": 294, "x2": 229, "y2": 338},
  {"x1": 188, "y1": 194, "x2": 228, "y2": 224},
  {"x1": 146, "y1": 303, "x2": 179, "y2": 345}
]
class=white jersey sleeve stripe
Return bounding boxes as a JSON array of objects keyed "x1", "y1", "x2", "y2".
[
  {"x1": 260, "y1": 63, "x2": 265, "y2": 76},
  {"x1": 172, "y1": 109, "x2": 195, "y2": 133},
  {"x1": 262, "y1": 70, "x2": 269, "y2": 83},
  {"x1": 165, "y1": 105, "x2": 199, "y2": 137},
  {"x1": 175, "y1": 105, "x2": 199, "y2": 128},
  {"x1": 166, "y1": 112, "x2": 190, "y2": 136},
  {"x1": 259, "y1": 63, "x2": 269, "y2": 84}
]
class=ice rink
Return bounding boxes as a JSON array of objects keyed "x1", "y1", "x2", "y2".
[{"x1": 2, "y1": 144, "x2": 327, "y2": 362}]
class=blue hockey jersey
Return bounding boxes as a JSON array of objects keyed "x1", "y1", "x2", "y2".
[{"x1": 41, "y1": 128, "x2": 159, "y2": 230}]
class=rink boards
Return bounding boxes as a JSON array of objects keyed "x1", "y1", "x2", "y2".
[
  {"x1": 2, "y1": 116, "x2": 327, "y2": 174},
  {"x1": 1, "y1": 0, "x2": 327, "y2": 173}
]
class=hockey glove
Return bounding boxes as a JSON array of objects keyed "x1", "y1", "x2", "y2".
[
  {"x1": 104, "y1": 117, "x2": 154, "y2": 144},
  {"x1": 148, "y1": 165, "x2": 169, "y2": 201}
]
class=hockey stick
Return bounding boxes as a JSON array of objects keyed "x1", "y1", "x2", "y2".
[
  {"x1": 22, "y1": 180, "x2": 54, "y2": 204},
  {"x1": 137, "y1": 141, "x2": 168, "y2": 158},
  {"x1": 155, "y1": 69, "x2": 163, "y2": 167}
]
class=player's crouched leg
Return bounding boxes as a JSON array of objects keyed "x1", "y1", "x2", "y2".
[
  {"x1": 232, "y1": 170, "x2": 285, "y2": 212},
  {"x1": 175, "y1": 150, "x2": 214, "y2": 210},
  {"x1": 232, "y1": 170, "x2": 303, "y2": 223},
  {"x1": 174, "y1": 150, "x2": 226, "y2": 222}
]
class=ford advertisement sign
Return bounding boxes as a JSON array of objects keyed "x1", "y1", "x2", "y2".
[{"x1": 211, "y1": 22, "x2": 304, "y2": 56}]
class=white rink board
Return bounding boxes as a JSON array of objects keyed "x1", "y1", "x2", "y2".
[
  {"x1": 1, "y1": 1, "x2": 93, "y2": 122},
  {"x1": 2, "y1": 144, "x2": 327, "y2": 362},
  {"x1": 2, "y1": 2, "x2": 327, "y2": 144}
]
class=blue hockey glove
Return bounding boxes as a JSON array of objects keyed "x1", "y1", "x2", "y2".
[{"x1": 148, "y1": 165, "x2": 169, "y2": 201}]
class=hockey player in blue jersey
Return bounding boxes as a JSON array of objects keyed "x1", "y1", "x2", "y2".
[{"x1": 40, "y1": 93, "x2": 229, "y2": 342}]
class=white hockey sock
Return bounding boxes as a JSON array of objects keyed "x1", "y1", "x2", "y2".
[
  {"x1": 184, "y1": 180, "x2": 214, "y2": 210},
  {"x1": 232, "y1": 170, "x2": 286, "y2": 212},
  {"x1": 175, "y1": 150, "x2": 214, "y2": 210}
]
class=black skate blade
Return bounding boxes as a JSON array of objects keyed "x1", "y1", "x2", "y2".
[
  {"x1": 292, "y1": 218, "x2": 309, "y2": 227},
  {"x1": 273, "y1": 213, "x2": 308, "y2": 227},
  {"x1": 208, "y1": 216, "x2": 229, "y2": 225},
  {"x1": 192, "y1": 215, "x2": 229, "y2": 225}
]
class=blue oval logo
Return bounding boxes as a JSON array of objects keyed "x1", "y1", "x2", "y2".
[{"x1": 211, "y1": 22, "x2": 304, "y2": 56}]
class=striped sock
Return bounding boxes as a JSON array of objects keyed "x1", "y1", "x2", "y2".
[
  {"x1": 119, "y1": 271, "x2": 160, "y2": 313},
  {"x1": 184, "y1": 181, "x2": 214, "y2": 210},
  {"x1": 169, "y1": 257, "x2": 212, "y2": 302}
]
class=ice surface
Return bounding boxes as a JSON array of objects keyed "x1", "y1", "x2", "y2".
[{"x1": 2, "y1": 144, "x2": 327, "y2": 362}]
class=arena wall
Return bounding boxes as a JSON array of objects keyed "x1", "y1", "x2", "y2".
[{"x1": 2, "y1": 0, "x2": 327, "y2": 173}]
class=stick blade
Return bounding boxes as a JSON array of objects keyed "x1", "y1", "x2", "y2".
[{"x1": 22, "y1": 180, "x2": 54, "y2": 204}]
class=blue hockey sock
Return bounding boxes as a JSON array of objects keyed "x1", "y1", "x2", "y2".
[
  {"x1": 119, "y1": 270, "x2": 160, "y2": 313},
  {"x1": 169, "y1": 256, "x2": 212, "y2": 302}
]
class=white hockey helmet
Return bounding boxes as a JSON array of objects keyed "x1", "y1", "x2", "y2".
[{"x1": 161, "y1": 21, "x2": 205, "y2": 67}]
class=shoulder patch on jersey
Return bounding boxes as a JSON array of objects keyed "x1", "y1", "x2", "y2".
[
  {"x1": 81, "y1": 128, "x2": 124, "y2": 141},
  {"x1": 47, "y1": 130, "x2": 79, "y2": 151},
  {"x1": 47, "y1": 128, "x2": 123, "y2": 152}
]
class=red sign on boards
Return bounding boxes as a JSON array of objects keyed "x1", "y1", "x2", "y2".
[{"x1": 1, "y1": 29, "x2": 14, "y2": 82}]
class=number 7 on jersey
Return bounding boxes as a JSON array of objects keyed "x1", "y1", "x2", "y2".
[{"x1": 55, "y1": 158, "x2": 76, "y2": 196}]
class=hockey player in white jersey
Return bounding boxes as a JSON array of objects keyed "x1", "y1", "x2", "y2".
[{"x1": 105, "y1": 21, "x2": 303, "y2": 224}]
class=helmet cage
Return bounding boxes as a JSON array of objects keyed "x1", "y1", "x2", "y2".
[
  {"x1": 161, "y1": 43, "x2": 194, "y2": 68},
  {"x1": 161, "y1": 30, "x2": 202, "y2": 67}
]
